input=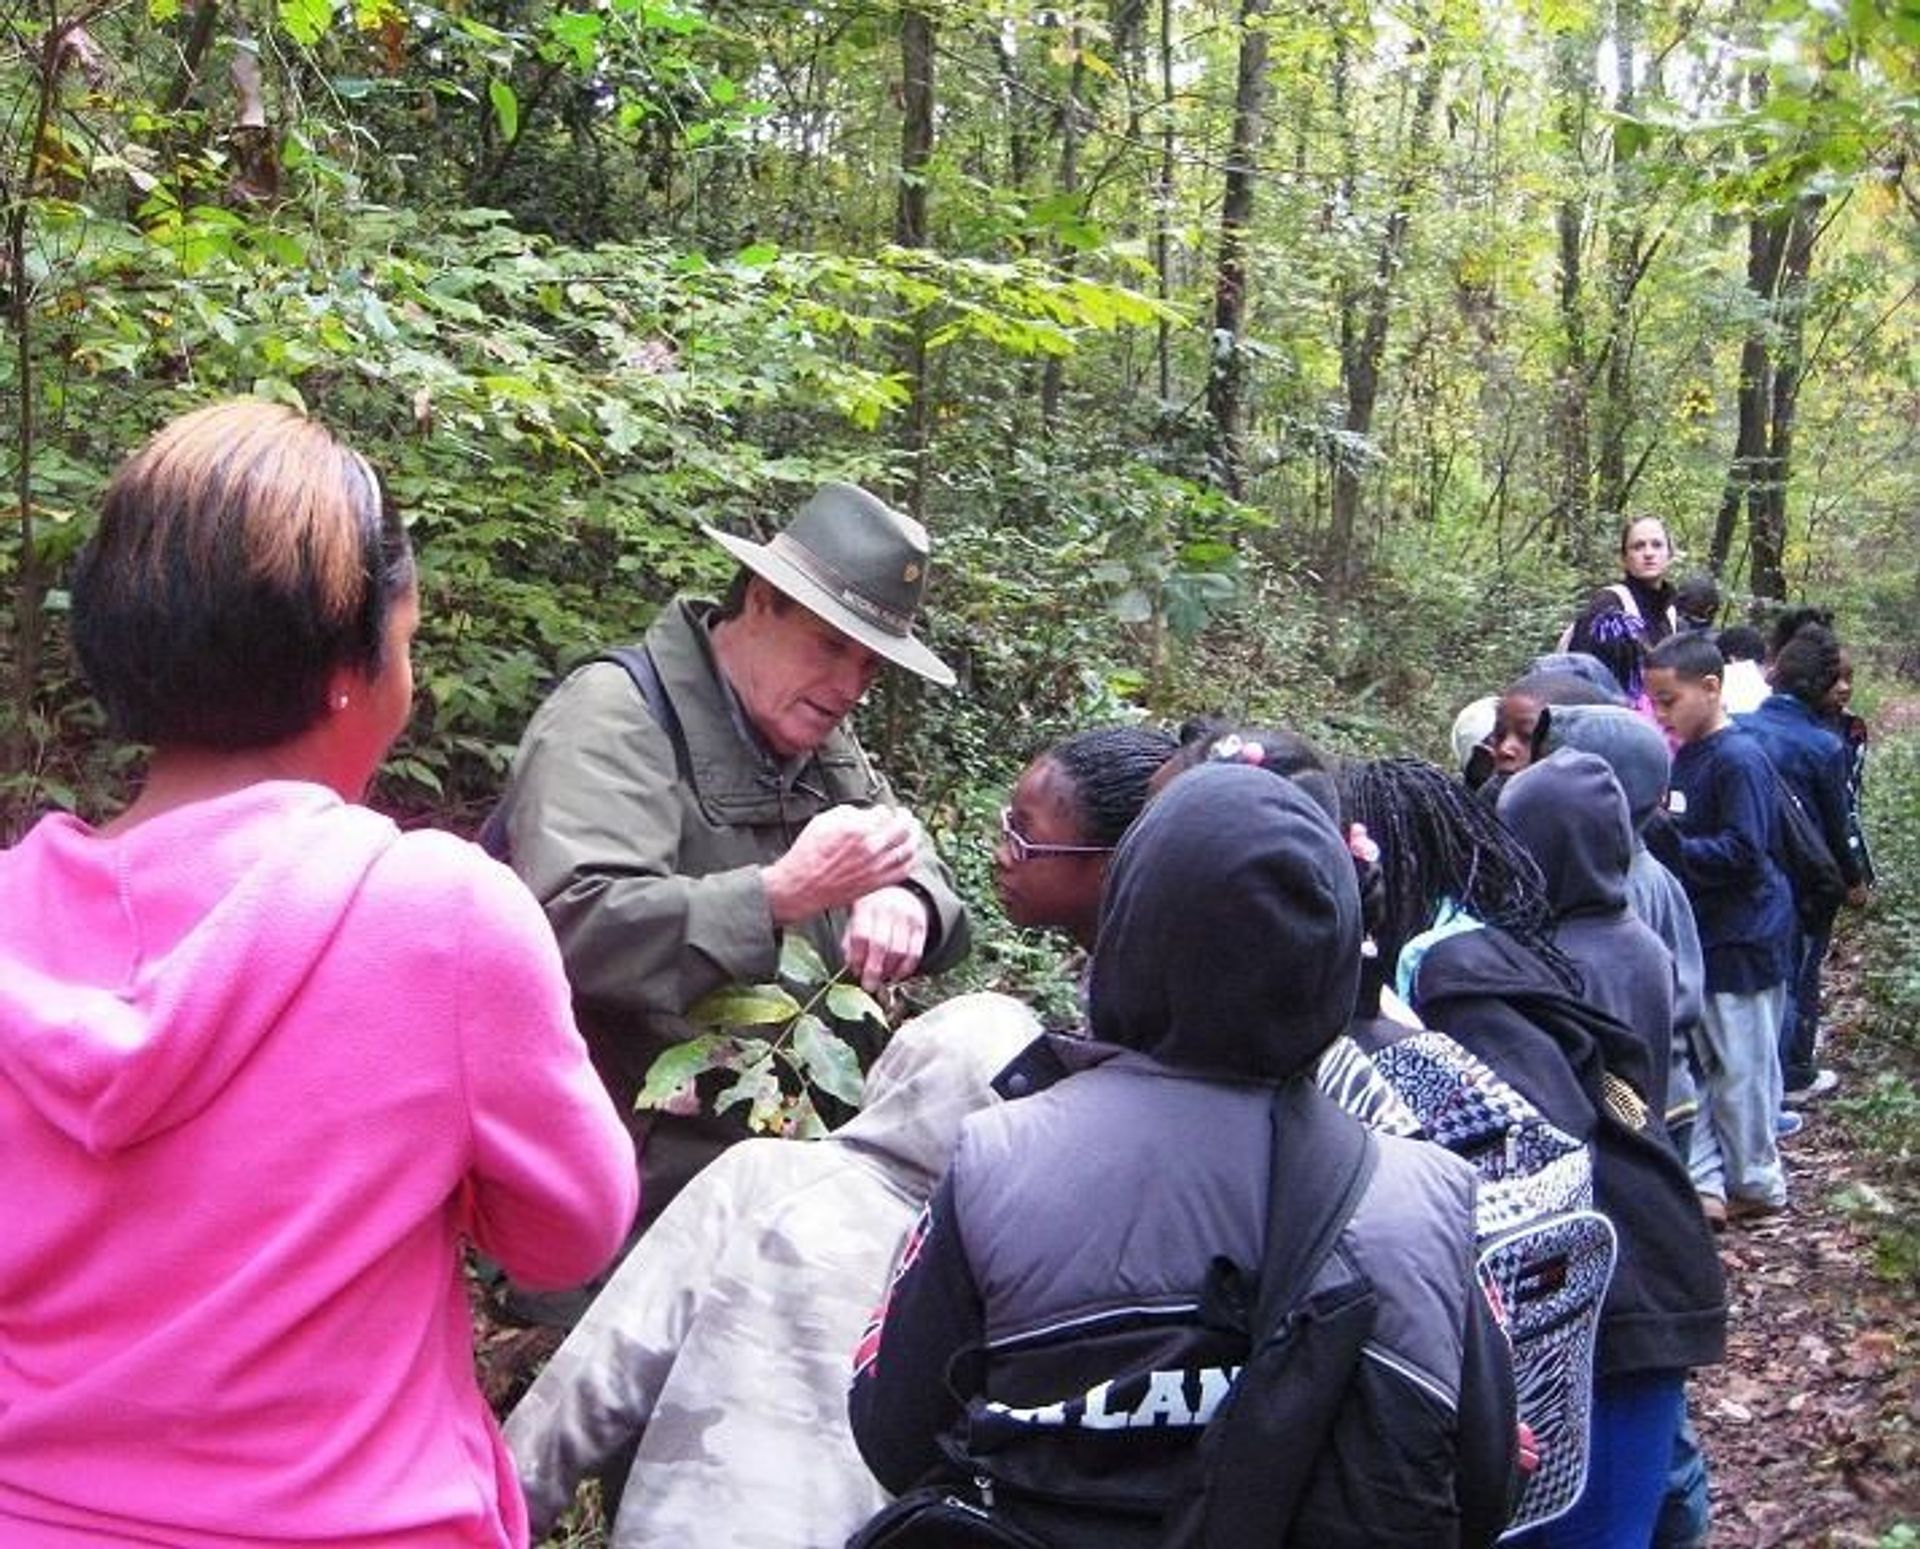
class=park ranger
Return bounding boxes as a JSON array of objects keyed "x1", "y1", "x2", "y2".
[{"x1": 492, "y1": 483, "x2": 971, "y2": 1247}]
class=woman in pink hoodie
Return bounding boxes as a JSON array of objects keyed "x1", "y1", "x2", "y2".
[{"x1": 0, "y1": 401, "x2": 638, "y2": 1548}]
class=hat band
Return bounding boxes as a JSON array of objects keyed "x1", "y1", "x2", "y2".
[{"x1": 766, "y1": 533, "x2": 915, "y2": 637}]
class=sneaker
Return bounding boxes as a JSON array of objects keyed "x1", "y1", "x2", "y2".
[
  {"x1": 1776, "y1": 1110, "x2": 1806, "y2": 1140},
  {"x1": 1783, "y1": 1068, "x2": 1840, "y2": 1107},
  {"x1": 1698, "y1": 1194, "x2": 1728, "y2": 1232}
]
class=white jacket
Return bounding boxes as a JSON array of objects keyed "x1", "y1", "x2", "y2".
[{"x1": 505, "y1": 993, "x2": 1040, "y2": 1548}]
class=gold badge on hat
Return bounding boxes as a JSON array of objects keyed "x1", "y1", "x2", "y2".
[{"x1": 903, "y1": 562, "x2": 922, "y2": 583}]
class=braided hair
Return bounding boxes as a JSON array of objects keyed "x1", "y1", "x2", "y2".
[
  {"x1": 1160, "y1": 731, "x2": 1572, "y2": 1002},
  {"x1": 1339, "y1": 756, "x2": 1569, "y2": 982},
  {"x1": 1047, "y1": 724, "x2": 1181, "y2": 846},
  {"x1": 1158, "y1": 719, "x2": 1340, "y2": 817}
]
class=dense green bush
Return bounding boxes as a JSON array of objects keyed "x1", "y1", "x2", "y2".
[{"x1": 1835, "y1": 728, "x2": 1920, "y2": 1281}]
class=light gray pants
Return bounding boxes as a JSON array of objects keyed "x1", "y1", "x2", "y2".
[{"x1": 1688, "y1": 984, "x2": 1788, "y2": 1207}]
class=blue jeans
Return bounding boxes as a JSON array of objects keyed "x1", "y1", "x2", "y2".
[
  {"x1": 1689, "y1": 984, "x2": 1788, "y2": 1207},
  {"x1": 1653, "y1": 1402, "x2": 1711, "y2": 1549},
  {"x1": 1778, "y1": 917, "x2": 1833, "y2": 1092},
  {"x1": 1506, "y1": 1370, "x2": 1687, "y2": 1549}
]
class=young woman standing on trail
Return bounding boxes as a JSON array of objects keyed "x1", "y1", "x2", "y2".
[
  {"x1": 1559, "y1": 516, "x2": 1681, "y2": 659},
  {"x1": 0, "y1": 401, "x2": 636, "y2": 1547}
]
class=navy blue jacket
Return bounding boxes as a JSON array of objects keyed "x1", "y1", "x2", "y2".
[
  {"x1": 1737, "y1": 693, "x2": 1861, "y2": 891},
  {"x1": 1666, "y1": 725, "x2": 1793, "y2": 993}
]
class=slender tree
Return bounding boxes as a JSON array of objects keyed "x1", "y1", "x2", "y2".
[
  {"x1": 1326, "y1": 24, "x2": 1445, "y2": 592},
  {"x1": 1206, "y1": 0, "x2": 1270, "y2": 496},
  {"x1": 893, "y1": 4, "x2": 937, "y2": 519}
]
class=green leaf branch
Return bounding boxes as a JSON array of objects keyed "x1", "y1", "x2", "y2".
[{"x1": 634, "y1": 934, "x2": 888, "y2": 1139}]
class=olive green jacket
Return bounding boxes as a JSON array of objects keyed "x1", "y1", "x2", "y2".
[{"x1": 498, "y1": 599, "x2": 970, "y2": 1227}]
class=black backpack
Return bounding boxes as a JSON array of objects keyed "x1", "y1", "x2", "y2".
[
  {"x1": 847, "y1": 1082, "x2": 1401, "y2": 1549},
  {"x1": 1760, "y1": 759, "x2": 1846, "y2": 929},
  {"x1": 1159, "y1": 1078, "x2": 1383, "y2": 1548},
  {"x1": 476, "y1": 645, "x2": 685, "y2": 864}
]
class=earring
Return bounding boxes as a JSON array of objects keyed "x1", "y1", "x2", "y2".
[{"x1": 334, "y1": 693, "x2": 350, "y2": 711}]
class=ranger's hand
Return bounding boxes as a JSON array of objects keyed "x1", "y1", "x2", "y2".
[
  {"x1": 842, "y1": 885, "x2": 932, "y2": 993},
  {"x1": 764, "y1": 806, "x2": 920, "y2": 928}
]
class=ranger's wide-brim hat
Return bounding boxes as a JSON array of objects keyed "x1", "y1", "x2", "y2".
[{"x1": 704, "y1": 483, "x2": 956, "y2": 688}]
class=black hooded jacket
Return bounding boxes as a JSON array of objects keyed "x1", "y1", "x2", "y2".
[
  {"x1": 849, "y1": 768, "x2": 1517, "y2": 1548},
  {"x1": 1410, "y1": 927, "x2": 1726, "y2": 1379},
  {"x1": 1498, "y1": 749, "x2": 1677, "y2": 1118}
]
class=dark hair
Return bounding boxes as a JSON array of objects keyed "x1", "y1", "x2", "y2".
[
  {"x1": 1716, "y1": 626, "x2": 1765, "y2": 664},
  {"x1": 1646, "y1": 631, "x2": 1724, "y2": 683},
  {"x1": 1339, "y1": 757, "x2": 1566, "y2": 979},
  {"x1": 1158, "y1": 720, "x2": 1342, "y2": 822},
  {"x1": 1047, "y1": 724, "x2": 1181, "y2": 846},
  {"x1": 72, "y1": 400, "x2": 413, "y2": 751},
  {"x1": 714, "y1": 565, "x2": 796, "y2": 622},
  {"x1": 1766, "y1": 604, "x2": 1834, "y2": 660},
  {"x1": 1674, "y1": 571, "x2": 1721, "y2": 622},
  {"x1": 1565, "y1": 606, "x2": 1648, "y2": 699},
  {"x1": 1770, "y1": 623, "x2": 1844, "y2": 706}
]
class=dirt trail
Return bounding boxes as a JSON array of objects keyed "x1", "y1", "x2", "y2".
[{"x1": 1691, "y1": 807, "x2": 1920, "y2": 1543}]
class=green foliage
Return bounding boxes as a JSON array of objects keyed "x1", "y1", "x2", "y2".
[
  {"x1": 636, "y1": 933, "x2": 886, "y2": 1138},
  {"x1": 3, "y1": 0, "x2": 1916, "y2": 859},
  {"x1": 1834, "y1": 727, "x2": 1920, "y2": 1283},
  {"x1": 1858, "y1": 733, "x2": 1920, "y2": 1049}
]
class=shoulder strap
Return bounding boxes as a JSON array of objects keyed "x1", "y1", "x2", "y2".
[
  {"x1": 1252, "y1": 1080, "x2": 1378, "y2": 1333},
  {"x1": 598, "y1": 644, "x2": 690, "y2": 779},
  {"x1": 476, "y1": 644, "x2": 686, "y2": 863}
]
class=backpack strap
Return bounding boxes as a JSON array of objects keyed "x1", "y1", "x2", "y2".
[
  {"x1": 1161, "y1": 1082, "x2": 1381, "y2": 1549},
  {"x1": 476, "y1": 644, "x2": 686, "y2": 862},
  {"x1": 599, "y1": 644, "x2": 690, "y2": 780},
  {"x1": 1251, "y1": 1078, "x2": 1379, "y2": 1332}
]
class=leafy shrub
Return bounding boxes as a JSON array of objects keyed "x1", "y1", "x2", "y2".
[{"x1": 1837, "y1": 725, "x2": 1920, "y2": 1280}]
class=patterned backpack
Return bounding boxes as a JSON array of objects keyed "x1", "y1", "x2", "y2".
[{"x1": 1318, "y1": 1018, "x2": 1616, "y2": 1537}]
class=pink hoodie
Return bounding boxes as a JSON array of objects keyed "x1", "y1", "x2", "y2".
[{"x1": 0, "y1": 782, "x2": 638, "y2": 1547}]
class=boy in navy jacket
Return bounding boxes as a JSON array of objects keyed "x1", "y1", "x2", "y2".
[{"x1": 1644, "y1": 634, "x2": 1795, "y2": 1226}]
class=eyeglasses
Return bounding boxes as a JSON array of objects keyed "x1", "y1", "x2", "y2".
[{"x1": 998, "y1": 807, "x2": 1113, "y2": 864}]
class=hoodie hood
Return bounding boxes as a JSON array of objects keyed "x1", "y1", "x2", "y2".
[
  {"x1": 1543, "y1": 704, "x2": 1670, "y2": 835},
  {"x1": 1498, "y1": 749, "x2": 1632, "y2": 919},
  {"x1": 0, "y1": 783, "x2": 399, "y2": 1154},
  {"x1": 837, "y1": 991, "x2": 1040, "y2": 1193},
  {"x1": 1450, "y1": 696, "x2": 1498, "y2": 771},
  {"x1": 1527, "y1": 652, "x2": 1630, "y2": 705},
  {"x1": 1089, "y1": 763, "x2": 1360, "y2": 1081}
]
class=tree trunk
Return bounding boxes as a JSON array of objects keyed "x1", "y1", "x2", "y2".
[
  {"x1": 1205, "y1": 0, "x2": 1270, "y2": 497},
  {"x1": 1326, "y1": 35, "x2": 1444, "y2": 594},
  {"x1": 4, "y1": 18, "x2": 77, "y2": 789},
  {"x1": 993, "y1": 25, "x2": 1033, "y2": 195},
  {"x1": 1040, "y1": 41, "x2": 1085, "y2": 435},
  {"x1": 1154, "y1": 0, "x2": 1176, "y2": 402},
  {"x1": 1593, "y1": 0, "x2": 1645, "y2": 531},
  {"x1": 1551, "y1": 26, "x2": 1593, "y2": 558},
  {"x1": 892, "y1": 6, "x2": 935, "y2": 520},
  {"x1": 1749, "y1": 195, "x2": 1821, "y2": 599}
]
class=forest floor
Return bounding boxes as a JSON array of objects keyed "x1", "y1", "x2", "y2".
[{"x1": 1692, "y1": 929, "x2": 1920, "y2": 1548}]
